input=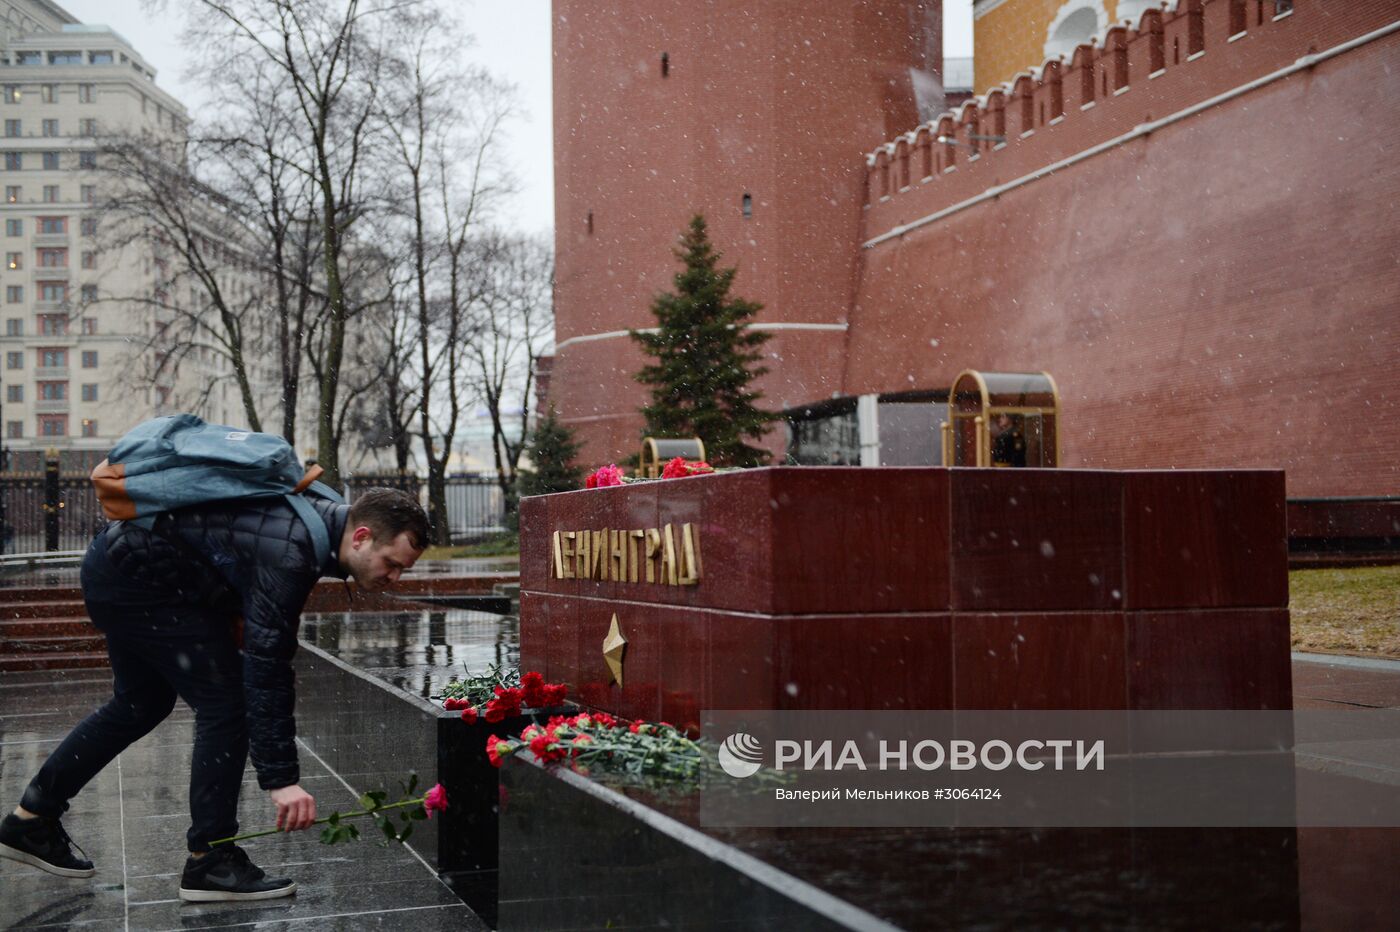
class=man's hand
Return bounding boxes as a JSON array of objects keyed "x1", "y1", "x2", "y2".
[{"x1": 270, "y1": 784, "x2": 316, "y2": 832}]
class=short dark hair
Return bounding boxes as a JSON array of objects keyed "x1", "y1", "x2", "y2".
[{"x1": 347, "y1": 488, "x2": 430, "y2": 551}]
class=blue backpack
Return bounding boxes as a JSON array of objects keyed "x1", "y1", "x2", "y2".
[{"x1": 91, "y1": 414, "x2": 344, "y2": 567}]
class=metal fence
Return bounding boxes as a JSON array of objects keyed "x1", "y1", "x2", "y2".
[
  {"x1": 0, "y1": 464, "x2": 108, "y2": 555},
  {"x1": 344, "y1": 473, "x2": 509, "y2": 544},
  {"x1": 0, "y1": 464, "x2": 510, "y2": 554}
]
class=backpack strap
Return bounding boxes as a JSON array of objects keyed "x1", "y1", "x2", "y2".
[{"x1": 284, "y1": 493, "x2": 332, "y2": 570}]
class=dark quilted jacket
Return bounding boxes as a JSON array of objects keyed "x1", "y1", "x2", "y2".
[{"x1": 101, "y1": 496, "x2": 349, "y2": 790}]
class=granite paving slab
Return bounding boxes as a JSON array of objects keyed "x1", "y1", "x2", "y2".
[{"x1": 0, "y1": 664, "x2": 487, "y2": 931}]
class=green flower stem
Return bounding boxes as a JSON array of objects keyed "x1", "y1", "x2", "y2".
[{"x1": 209, "y1": 796, "x2": 426, "y2": 846}]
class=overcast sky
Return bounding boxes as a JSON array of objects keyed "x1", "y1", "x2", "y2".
[{"x1": 58, "y1": 1, "x2": 974, "y2": 237}]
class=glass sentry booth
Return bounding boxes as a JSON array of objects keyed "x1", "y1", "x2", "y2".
[{"x1": 941, "y1": 370, "x2": 1060, "y2": 468}]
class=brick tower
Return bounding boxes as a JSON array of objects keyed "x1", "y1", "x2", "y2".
[{"x1": 551, "y1": 1, "x2": 943, "y2": 463}]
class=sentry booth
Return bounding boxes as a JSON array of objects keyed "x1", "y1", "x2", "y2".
[
  {"x1": 941, "y1": 370, "x2": 1060, "y2": 468},
  {"x1": 638, "y1": 437, "x2": 707, "y2": 478}
]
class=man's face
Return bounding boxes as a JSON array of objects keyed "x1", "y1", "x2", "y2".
[{"x1": 346, "y1": 528, "x2": 423, "y2": 591}]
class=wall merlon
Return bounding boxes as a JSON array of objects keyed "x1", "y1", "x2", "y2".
[{"x1": 861, "y1": 0, "x2": 1398, "y2": 227}]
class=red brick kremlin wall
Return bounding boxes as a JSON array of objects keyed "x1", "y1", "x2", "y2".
[{"x1": 552, "y1": 0, "x2": 1399, "y2": 496}]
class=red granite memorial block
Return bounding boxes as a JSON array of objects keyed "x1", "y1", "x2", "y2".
[
  {"x1": 772, "y1": 614, "x2": 953, "y2": 710},
  {"x1": 519, "y1": 466, "x2": 1291, "y2": 717},
  {"x1": 1126, "y1": 609, "x2": 1293, "y2": 710},
  {"x1": 704, "y1": 609, "x2": 781, "y2": 711},
  {"x1": 952, "y1": 612, "x2": 1128, "y2": 710},
  {"x1": 950, "y1": 469, "x2": 1124, "y2": 612},
  {"x1": 764, "y1": 468, "x2": 949, "y2": 615},
  {"x1": 517, "y1": 495, "x2": 553, "y2": 594},
  {"x1": 1123, "y1": 471, "x2": 1288, "y2": 610},
  {"x1": 518, "y1": 591, "x2": 549, "y2": 676}
]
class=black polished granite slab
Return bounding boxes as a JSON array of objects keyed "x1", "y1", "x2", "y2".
[
  {"x1": 498, "y1": 757, "x2": 1302, "y2": 931},
  {"x1": 296, "y1": 609, "x2": 530, "y2": 927}
]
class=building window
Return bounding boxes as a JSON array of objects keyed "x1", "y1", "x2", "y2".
[
  {"x1": 38, "y1": 247, "x2": 66, "y2": 267},
  {"x1": 41, "y1": 84, "x2": 56, "y2": 104},
  {"x1": 81, "y1": 184, "x2": 95, "y2": 203},
  {"x1": 3, "y1": 119, "x2": 18, "y2": 137},
  {"x1": 41, "y1": 119, "x2": 58, "y2": 137},
  {"x1": 6, "y1": 252, "x2": 20, "y2": 269},
  {"x1": 39, "y1": 415, "x2": 67, "y2": 437},
  {"x1": 79, "y1": 83, "x2": 95, "y2": 102},
  {"x1": 42, "y1": 152, "x2": 59, "y2": 170},
  {"x1": 42, "y1": 185, "x2": 58, "y2": 203},
  {"x1": 79, "y1": 151, "x2": 96, "y2": 170},
  {"x1": 742, "y1": 193, "x2": 753, "y2": 219},
  {"x1": 38, "y1": 381, "x2": 67, "y2": 401},
  {"x1": 6, "y1": 285, "x2": 22, "y2": 303},
  {"x1": 5, "y1": 186, "x2": 19, "y2": 203},
  {"x1": 5, "y1": 152, "x2": 21, "y2": 170},
  {"x1": 81, "y1": 383, "x2": 97, "y2": 402},
  {"x1": 80, "y1": 217, "x2": 96, "y2": 236},
  {"x1": 16, "y1": 52, "x2": 41, "y2": 66},
  {"x1": 5, "y1": 383, "x2": 20, "y2": 402},
  {"x1": 37, "y1": 282, "x2": 66, "y2": 303},
  {"x1": 49, "y1": 51, "x2": 82, "y2": 65},
  {"x1": 4, "y1": 318, "x2": 19, "y2": 336},
  {"x1": 81, "y1": 250, "x2": 94, "y2": 269},
  {"x1": 6, "y1": 421, "x2": 20, "y2": 439},
  {"x1": 81, "y1": 350, "x2": 97, "y2": 368},
  {"x1": 89, "y1": 52, "x2": 112, "y2": 65},
  {"x1": 6, "y1": 351, "x2": 22, "y2": 369},
  {"x1": 37, "y1": 216, "x2": 65, "y2": 234},
  {"x1": 39, "y1": 314, "x2": 68, "y2": 335},
  {"x1": 660, "y1": 51, "x2": 670, "y2": 78},
  {"x1": 81, "y1": 418, "x2": 97, "y2": 437},
  {"x1": 80, "y1": 284, "x2": 96, "y2": 302},
  {"x1": 3, "y1": 86, "x2": 18, "y2": 104},
  {"x1": 5, "y1": 219, "x2": 20, "y2": 236},
  {"x1": 140, "y1": 93, "x2": 147, "y2": 114},
  {"x1": 81, "y1": 317, "x2": 96, "y2": 334},
  {"x1": 1275, "y1": 0, "x2": 1293, "y2": 13},
  {"x1": 39, "y1": 348, "x2": 67, "y2": 368},
  {"x1": 79, "y1": 118, "x2": 96, "y2": 136}
]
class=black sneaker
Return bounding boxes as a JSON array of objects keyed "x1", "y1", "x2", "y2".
[
  {"x1": 0, "y1": 813, "x2": 95, "y2": 878},
  {"x1": 178, "y1": 844, "x2": 296, "y2": 902}
]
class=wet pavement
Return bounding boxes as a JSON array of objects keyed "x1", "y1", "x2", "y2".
[{"x1": 0, "y1": 668, "x2": 486, "y2": 931}]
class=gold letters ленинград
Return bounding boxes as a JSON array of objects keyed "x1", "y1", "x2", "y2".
[{"x1": 554, "y1": 525, "x2": 702, "y2": 587}]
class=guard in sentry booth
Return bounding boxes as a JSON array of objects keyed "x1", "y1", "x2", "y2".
[{"x1": 0, "y1": 415, "x2": 427, "y2": 902}]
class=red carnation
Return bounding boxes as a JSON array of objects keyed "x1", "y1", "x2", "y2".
[
  {"x1": 520, "y1": 672, "x2": 546, "y2": 707},
  {"x1": 542, "y1": 683, "x2": 568, "y2": 706},
  {"x1": 484, "y1": 703, "x2": 506, "y2": 723},
  {"x1": 460, "y1": 707, "x2": 478, "y2": 724},
  {"x1": 486, "y1": 735, "x2": 516, "y2": 768}
]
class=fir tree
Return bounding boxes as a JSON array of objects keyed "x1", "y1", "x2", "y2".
[
  {"x1": 631, "y1": 215, "x2": 776, "y2": 467},
  {"x1": 516, "y1": 406, "x2": 586, "y2": 498}
]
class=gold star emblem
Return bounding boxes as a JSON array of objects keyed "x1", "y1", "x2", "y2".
[{"x1": 602, "y1": 613, "x2": 627, "y2": 686}]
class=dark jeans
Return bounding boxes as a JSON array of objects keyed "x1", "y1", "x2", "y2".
[{"x1": 20, "y1": 529, "x2": 248, "y2": 852}]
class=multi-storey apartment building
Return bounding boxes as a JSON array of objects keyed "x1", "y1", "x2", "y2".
[{"x1": 0, "y1": 0, "x2": 245, "y2": 472}]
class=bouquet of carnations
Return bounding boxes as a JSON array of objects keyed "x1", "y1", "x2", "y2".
[{"x1": 436, "y1": 664, "x2": 568, "y2": 723}]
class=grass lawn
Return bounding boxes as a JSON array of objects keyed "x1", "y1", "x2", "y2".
[{"x1": 1290, "y1": 564, "x2": 1400, "y2": 656}]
